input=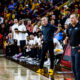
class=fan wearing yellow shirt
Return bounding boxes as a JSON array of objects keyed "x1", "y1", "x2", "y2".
[
  {"x1": 31, "y1": 1, "x2": 39, "y2": 11},
  {"x1": 4, "y1": 10, "x2": 11, "y2": 20}
]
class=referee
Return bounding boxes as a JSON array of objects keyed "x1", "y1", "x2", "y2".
[
  {"x1": 64, "y1": 14, "x2": 80, "y2": 80},
  {"x1": 37, "y1": 17, "x2": 60, "y2": 74}
]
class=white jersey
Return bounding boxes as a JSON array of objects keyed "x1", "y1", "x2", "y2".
[
  {"x1": 25, "y1": 33, "x2": 28, "y2": 40},
  {"x1": 34, "y1": 36, "x2": 41, "y2": 46},
  {"x1": 65, "y1": 18, "x2": 71, "y2": 25},
  {"x1": 12, "y1": 23, "x2": 19, "y2": 40},
  {"x1": 25, "y1": 39, "x2": 35, "y2": 52},
  {"x1": 17, "y1": 24, "x2": 26, "y2": 46},
  {"x1": 26, "y1": 40, "x2": 31, "y2": 52},
  {"x1": 18, "y1": 24, "x2": 26, "y2": 40},
  {"x1": 33, "y1": 25, "x2": 37, "y2": 33},
  {"x1": 29, "y1": 39, "x2": 36, "y2": 46},
  {"x1": 33, "y1": 25, "x2": 42, "y2": 33}
]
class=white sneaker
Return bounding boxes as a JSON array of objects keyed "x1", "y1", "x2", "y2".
[
  {"x1": 12, "y1": 57, "x2": 18, "y2": 60},
  {"x1": 27, "y1": 58, "x2": 33, "y2": 61},
  {"x1": 12, "y1": 54, "x2": 18, "y2": 58},
  {"x1": 44, "y1": 58, "x2": 50, "y2": 65},
  {"x1": 19, "y1": 56, "x2": 26, "y2": 62}
]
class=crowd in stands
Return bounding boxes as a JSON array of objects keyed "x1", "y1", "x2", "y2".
[
  {"x1": 1, "y1": 0, "x2": 65, "y2": 20},
  {"x1": 0, "y1": 0, "x2": 80, "y2": 64}
]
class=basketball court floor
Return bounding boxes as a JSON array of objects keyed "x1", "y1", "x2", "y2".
[{"x1": 0, "y1": 57, "x2": 74, "y2": 80}]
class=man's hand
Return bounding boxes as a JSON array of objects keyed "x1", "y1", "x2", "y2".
[
  {"x1": 63, "y1": 37, "x2": 69, "y2": 45},
  {"x1": 63, "y1": 40, "x2": 67, "y2": 45},
  {"x1": 15, "y1": 30, "x2": 20, "y2": 34},
  {"x1": 54, "y1": 27, "x2": 61, "y2": 36}
]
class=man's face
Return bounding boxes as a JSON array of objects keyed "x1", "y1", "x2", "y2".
[
  {"x1": 64, "y1": 24, "x2": 68, "y2": 29},
  {"x1": 30, "y1": 35, "x2": 34, "y2": 40},
  {"x1": 27, "y1": 21, "x2": 31, "y2": 25},
  {"x1": 41, "y1": 18, "x2": 48, "y2": 26},
  {"x1": 9, "y1": 34, "x2": 12, "y2": 38},
  {"x1": 51, "y1": 20, "x2": 55, "y2": 25},
  {"x1": 14, "y1": 20, "x2": 18, "y2": 24},
  {"x1": 1, "y1": 24, "x2": 5, "y2": 28},
  {"x1": 52, "y1": 15, "x2": 55, "y2": 19},
  {"x1": 70, "y1": 14, "x2": 78, "y2": 25},
  {"x1": 18, "y1": 20, "x2": 22, "y2": 25}
]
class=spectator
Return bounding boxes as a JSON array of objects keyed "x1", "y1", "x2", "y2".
[
  {"x1": 54, "y1": 6, "x2": 60, "y2": 19},
  {"x1": 15, "y1": 19, "x2": 27, "y2": 54},
  {"x1": 33, "y1": 21, "x2": 42, "y2": 33},
  {"x1": 0, "y1": 16, "x2": 4, "y2": 24},
  {"x1": 51, "y1": 15, "x2": 58, "y2": 26},
  {"x1": 8, "y1": 0, "x2": 17, "y2": 11},
  {"x1": 4, "y1": 10, "x2": 11, "y2": 20},
  {"x1": 10, "y1": 9, "x2": 17, "y2": 19},
  {"x1": 5, "y1": 33, "x2": 14, "y2": 56},
  {"x1": 31, "y1": 0, "x2": 39, "y2": 11},
  {"x1": 50, "y1": 20, "x2": 55, "y2": 26},
  {"x1": 12, "y1": 19, "x2": 18, "y2": 42},
  {"x1": 64, "y1": 24, "x2": 69, "y2": 34},
  {"x1": 23, "y1": 4, "x2": 31, "y2": 14},
  {"x1": 0, "y1": 23, "x2": 8, "y2": 36},
  {"x1": 54, "y1": 24, "x2": 63, "y2": 43},
  {"x1": 26, "y1": 19, "x2": 34, "y2": 34}
]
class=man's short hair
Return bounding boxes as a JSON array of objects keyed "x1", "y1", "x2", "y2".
[
  {"x1": 42, "y1": 17, "x2": 48, "y2": 21},
  {"x1": 18, "y1": 18, "x2": 22, "y2": 21},
  {"x1": 14, "y1": 19, "x2": 18, "y2": 21},
  {"x1": 70, "y1": 13, "x2": 78, "y2": 18}
]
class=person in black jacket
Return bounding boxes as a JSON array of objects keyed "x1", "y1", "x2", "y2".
[
  {"x1": 64, "y1": 14, "x2": 80, "y2": 80},
  {"x1": 37, "y1": 17, "x2": 60, "y2": 74}
]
